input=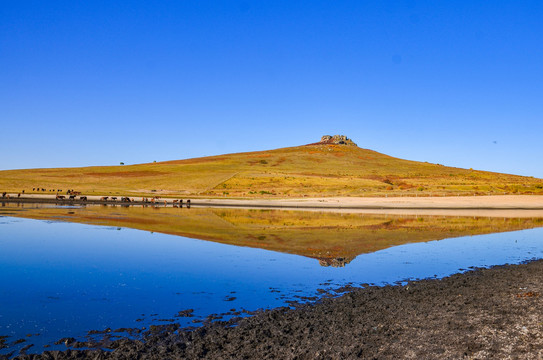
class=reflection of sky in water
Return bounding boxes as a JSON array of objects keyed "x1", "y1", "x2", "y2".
[{"x1": 1, "y1": 216, "x2": 543, "y2": 355}]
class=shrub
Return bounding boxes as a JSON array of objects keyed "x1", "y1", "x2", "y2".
[{"x1": 398, "y1": 182, "x2": 413, "y2": 190}]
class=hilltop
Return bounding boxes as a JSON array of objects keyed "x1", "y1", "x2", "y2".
[{"x1": 0, "y1": 135, "x2": 542, "y2": 198}]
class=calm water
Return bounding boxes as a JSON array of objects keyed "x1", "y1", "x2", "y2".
[{"x1": 1, "y1": 212, "x2": 543, "y2": 355}]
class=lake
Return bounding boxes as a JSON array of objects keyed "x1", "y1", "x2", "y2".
[{"x1": 1, "y1": 204, "x2": 543, "y2": 356}]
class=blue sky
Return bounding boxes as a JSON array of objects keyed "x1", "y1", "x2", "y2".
[{"x1": 1, "y1": 1, "x2": 542, "y2": 177}]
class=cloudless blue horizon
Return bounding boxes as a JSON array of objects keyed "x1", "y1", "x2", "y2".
[{"x1": 1, "y1": 1, "x2": 542, "y2": 177}]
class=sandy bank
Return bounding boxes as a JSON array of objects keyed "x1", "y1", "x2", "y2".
[
  {"x1": 2, "y1": 194, "x2": 543, "y2": 210},
  {"x1": 195, "y1": 194, "x2": 543, "y2": 210}
]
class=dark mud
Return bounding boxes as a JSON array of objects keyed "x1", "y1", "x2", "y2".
[{"x1": 6, "y1": 260, "x2": 543, "y2": 359}]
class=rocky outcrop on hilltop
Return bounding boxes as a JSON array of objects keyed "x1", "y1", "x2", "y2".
[{"x1": 316, "y1": 135, "x2": 357, "y2": 146}]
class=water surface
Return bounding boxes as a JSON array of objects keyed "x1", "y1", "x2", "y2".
[{"x1": 1, "y1": 205, "x2": 543, "y2": 356}]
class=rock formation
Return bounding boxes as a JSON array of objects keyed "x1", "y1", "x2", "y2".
[{"x1": 319, "y1": 135, "x2": 357, "y2": 146}]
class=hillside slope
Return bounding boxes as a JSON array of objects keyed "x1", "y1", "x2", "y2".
[{"x1": 1, "y1": 136, "x2": 542, "y2": 197}]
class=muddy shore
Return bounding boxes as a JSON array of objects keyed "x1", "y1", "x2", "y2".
[{"x1": 6, "y1": 259, "x2": 543, "y2": 359}]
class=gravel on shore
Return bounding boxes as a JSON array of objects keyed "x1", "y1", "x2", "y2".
[{"x1": 6, "y1": 259, "x2": 543, "y2": 359}]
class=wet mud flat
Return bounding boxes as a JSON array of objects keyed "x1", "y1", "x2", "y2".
[{"x1": 6, "y1": 259, "x2": 543, "y2": 359}]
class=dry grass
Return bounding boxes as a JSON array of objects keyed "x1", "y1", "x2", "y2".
[{"x1": 1, "y1": 144, "x2": 542, "y2": 198}]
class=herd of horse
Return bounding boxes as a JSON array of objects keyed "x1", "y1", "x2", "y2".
[
  {"x1": 1, "y1": 191, "x2": 191, "y2": 206},
  {"x1": 55, "y1": 195, "x2": 87, "y2": 201},
  {"x1": 31, "y1": 188, "x2": 77, "y2": 193},
  {"x1": 55, "y1": 195, "x2": 191, "y2": 205}
]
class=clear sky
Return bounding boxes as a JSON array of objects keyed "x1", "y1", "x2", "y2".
[{"x1": 1, "y1": 1, "x2": 542, "y2": 178}]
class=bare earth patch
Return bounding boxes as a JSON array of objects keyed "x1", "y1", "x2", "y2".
[{"x1": 83, "y1": 171, "x2": 167, "y2": 177}]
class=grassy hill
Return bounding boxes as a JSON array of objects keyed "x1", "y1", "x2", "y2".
[{"x1": 1, "y1": 139, "x2": 542, "y2": 197}]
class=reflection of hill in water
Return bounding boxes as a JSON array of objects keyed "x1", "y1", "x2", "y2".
[
  {"x1": 3, "y1": 204, "x2": 543, "y2": 266},
  {"x1": 318, "y1": 257, "x2": 351, "y2": 267}
]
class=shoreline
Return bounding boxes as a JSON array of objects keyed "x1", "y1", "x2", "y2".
[
  {"x1": 7, "y1": 259, "x2": 543, "y2": 359},
  {"x1": 2, "y1": 194, "x2": 543, "y2": 210}
]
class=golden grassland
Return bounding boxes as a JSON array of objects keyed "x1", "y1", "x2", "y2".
[
  {"x1": 3, "y1": 204, "x2": 542, "y2": 265},
  {"x1": 1, "y1": 144, "x2": 542, "y2": 198}
]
